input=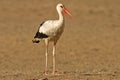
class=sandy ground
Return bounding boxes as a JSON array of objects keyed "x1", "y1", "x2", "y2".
[{"x1": 0, "y1": 0, "x2": 120, "y2": 80}]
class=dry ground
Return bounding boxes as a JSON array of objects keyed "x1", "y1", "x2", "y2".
[{"x1": 0, "y1": 0, "x2": 120, "y2": 80}]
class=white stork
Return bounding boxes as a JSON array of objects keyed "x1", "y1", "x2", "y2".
[{"x1": 32, "y1": 3, "x2": 72, "y2": 75}]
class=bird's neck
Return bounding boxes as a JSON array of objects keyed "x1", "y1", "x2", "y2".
[{"x1": 58, "y1": 10, "x2": 64, "y2": 23}]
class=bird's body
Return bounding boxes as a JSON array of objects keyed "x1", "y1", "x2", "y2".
[
  {"x1": 32, "y1": 3, "x2": 71, "y2": 75},
  {"x1": 39, "y1": 20, "x2": 64, "y2": 41}
]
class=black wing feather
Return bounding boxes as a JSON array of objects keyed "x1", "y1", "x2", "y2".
[
  {"x1": 34, "y1": 31, "x2": 48, "y2": 38},
  {"x1": 34, "y1": 21, "x2": 48, "y2": 39}
]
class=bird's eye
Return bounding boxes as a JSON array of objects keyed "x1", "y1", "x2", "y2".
[{"x1": 60, "y1": 6, "x2": 63, "y2": 8}]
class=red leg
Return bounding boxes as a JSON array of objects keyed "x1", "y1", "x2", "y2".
[
  {"x1": 44, "y1": 39, "x2": 49, "y2": 75},
  {"x1": 52, "y1": 44, "x2": 56, "y2": 75}
]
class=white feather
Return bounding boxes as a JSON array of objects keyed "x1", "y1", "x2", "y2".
[{"x1": 39, "y1": 20, "x2": 64, "y2": 37}]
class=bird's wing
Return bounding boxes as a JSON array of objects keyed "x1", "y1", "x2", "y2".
[{"x1": 39, "y1": 20, "x2": 61, "y2": 36}]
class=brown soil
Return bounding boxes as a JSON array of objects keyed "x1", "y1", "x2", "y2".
[{"x1": 0, "y1": 0, "x2": 120, "y2": 80}]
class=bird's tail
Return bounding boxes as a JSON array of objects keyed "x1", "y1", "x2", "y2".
[
  {"x1": 32, "y1": 30, "x2": 49, "y2": 43},
  {"x1": 32, "y1": 38, "x2": 40, "y2": 43}
]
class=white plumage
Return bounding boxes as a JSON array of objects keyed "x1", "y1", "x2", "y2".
[
  {"x1": 32, "y1": 3, "x2": 71, "y2": 75},
  {"x1": 39, "y1": 20, "x2": 64, "y2": 39}
]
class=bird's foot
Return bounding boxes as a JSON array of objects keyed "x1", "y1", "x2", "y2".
[
  {"x1": 43, "y1": 71, "x2": 62, "y2": 76},
  {"x1": 52, "y1": 71, "x2": 62, "y2": 76},
  {"x1": 43, "y1": 71, "x2": 48, "y2": 76}
]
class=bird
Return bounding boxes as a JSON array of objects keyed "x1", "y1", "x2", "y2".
[{"x1": 32, "y1": 3, "x2": 72, "y2": 75}]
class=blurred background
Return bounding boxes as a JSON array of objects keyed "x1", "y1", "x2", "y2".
[{"x1": 0, "y1": 0, "x2": 120, "y2": 80}]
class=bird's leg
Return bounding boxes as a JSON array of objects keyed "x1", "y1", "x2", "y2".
[
  {"x1": 44, "y1": 40, "x2": 49, "y2": 75},
  {"x1": 52, "y1": 42, "x2": 56, "y2": 75},
  {"x1": 52, "y1": 41, "x2": 62, "y2": 76},
  {"x1": 44, "y1": 45, "x2": 48, "y2": 75}
]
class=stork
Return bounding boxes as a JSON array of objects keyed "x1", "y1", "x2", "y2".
[{"x1": 32, "y1": 3, "x2": 72, "y2": 75}]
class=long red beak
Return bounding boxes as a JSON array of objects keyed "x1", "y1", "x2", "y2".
[{"x1": 62, "y1": 8, "x2": 72, "y2": 17}]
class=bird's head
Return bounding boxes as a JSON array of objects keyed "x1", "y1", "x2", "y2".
[{"x1": 56, "y1": 3, "x2": 72, "y2": 16}]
